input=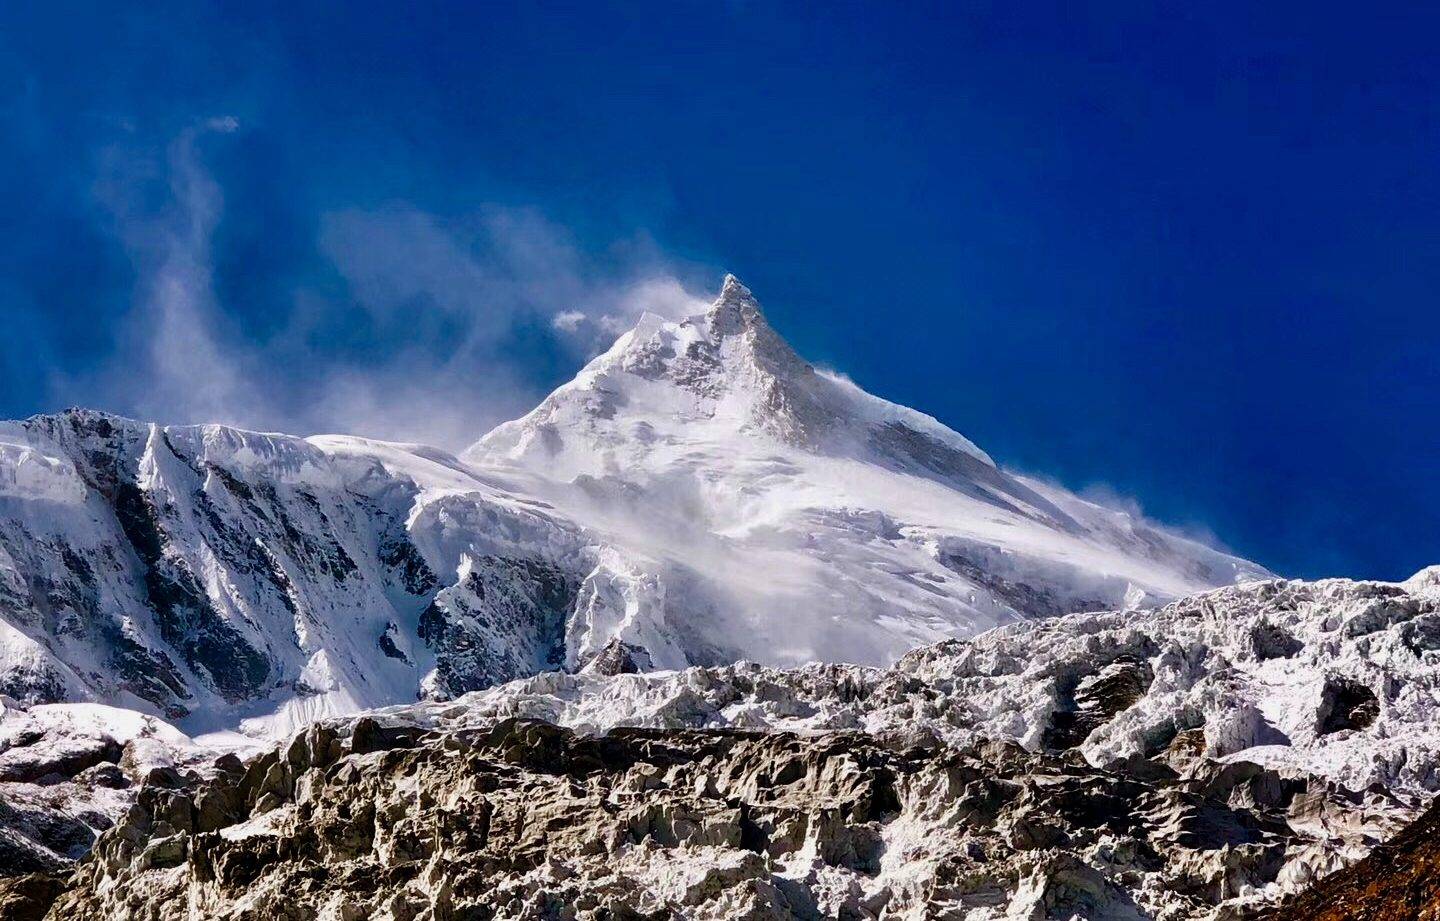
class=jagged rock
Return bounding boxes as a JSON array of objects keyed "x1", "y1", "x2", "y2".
[
  {"x1": 583, "y1": 638, "x2": 654, "y2": 676},
  {"x1": 0, "y1": 570, "x2": 1435, "y2": 918},
  {"x1": 0, "y1": 874, "x2": 65, "y2": 921},
  {"x1": 1042, "y1": 655, "x2": 1154, "y2": 750},
  {"x1": 0, "y1": 703, "x2": 208, "y2": 875},
  {"x1": 436, "y1": 570, "x2": 1440, "y2": 805},
  {"x1": 19, "y1": 255, "x2": 1433, "y2": 917},
  {"x1": 0, "y1": 733, "x2": 122, "y2": 784},
  {"x1": 14, "y1": 714, "x2": 1420, "y2": 920},
  {"x1": 1315, "y1": 676, "x2": 1379, "y2": 735}
]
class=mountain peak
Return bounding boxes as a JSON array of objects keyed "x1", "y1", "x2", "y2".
[
  {"x1": 705, "y1": 273, "x2": 768, "y2": 338},
  {"x1": 719, "y1": 272, "x2": 752, "y2": 302}
]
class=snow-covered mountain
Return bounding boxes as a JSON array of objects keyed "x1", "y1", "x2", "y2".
[
  {"x1": 0, "y1": 411, "x2": 592, "y2": 735},
  {"x1": 468, "y1": 275, "x2": 1267, "y2": 669},
  {"x1": 0, "y1": 276, "x2": 1265, "y2": 736}
]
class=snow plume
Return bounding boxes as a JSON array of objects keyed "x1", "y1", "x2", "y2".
[
  {"x1": 312, "y1": 206, "x2": 709, "y2": 446},
  {"x1": 1020, "y1": 472, "x2": 1249, "y2": 568},
  {"x1": 81, "y1": 115, "x2": 262, "y2": 430},
  {"x1": 65, "y1": 120, "x2": 711, "y2": 449},
  {"x1": 1067, "y1": 480, "x2": 1232, "y2": 554},
  {"x1": 545, "y1": 275, "x2": 710, "y2": 346}
]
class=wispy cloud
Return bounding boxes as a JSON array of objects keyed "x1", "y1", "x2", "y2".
[
  {"x1": 79, "y1": 115, "x2": 262, "y2": 429},
  {"x1": 551, "y1": 310, "x2": 588, "y2": 332},
  {"x1": 62, "y1": 122, "x2": 713, "y2": 450}
]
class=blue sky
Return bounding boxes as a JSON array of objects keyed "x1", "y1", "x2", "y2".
[{"x1": 2, "y1": 2, "x2": 1437, "y2": 580}]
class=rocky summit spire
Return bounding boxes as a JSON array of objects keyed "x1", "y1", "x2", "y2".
[
  {"x1": 719, "y1": 272, "x2": 752, "y2": 301},
  {"x1": 698, "y1": 274, "x2": 813, "y2": 387},
  {"x1": 705, "y1": 273, "x2": 766, "y2": 338}
]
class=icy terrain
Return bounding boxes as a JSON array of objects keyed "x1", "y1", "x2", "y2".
[
  {"x1": 10, "y1": 568, "x2": 1440, "y2": 919},
  {"x1": 434, "y1": 567, "x2": 1440, "y2": 798},
  {"x1": 0, "y1": 276, "x2": 1265, "y2": 739}
]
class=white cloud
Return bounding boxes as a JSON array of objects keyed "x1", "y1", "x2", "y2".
[
  {"x1": 71, "y1": 116, "x2": 263, "y2": 430},
  {"x1": 547, "y1": 276, "x2": 709, "y2": 354},
  {"x1": 551, "y1": 310, "x2": 587, "y2": 332},
  {"x1": 612, "y1": 275, "x2": 709, "y2": 321}
]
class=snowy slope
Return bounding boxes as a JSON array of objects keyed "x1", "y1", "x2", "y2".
[
  {"x1": 0, "y1": 412, "x2": 594, "y2": 735},
  {"x1": 466, "y1": 275, "x2": 1269, "y2": 670},
  {"x1": 0, "y1": 276, "x2": 1266, "y2": 739}
]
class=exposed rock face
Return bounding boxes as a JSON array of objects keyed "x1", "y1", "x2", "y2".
[
  {"x1": 3, "y1": 279, "x2": 1434, "y2": 917},
  {"x1": 446, "y1": 570, "x2": 1440, "y2": 801},
  {"x1": 0, "y1": 874, "x2": 66, "y2": 921},
  {"x1": 415, "y1": 555, "x2": 578, "y2": 699},
  {"x1": 0, "y1": 701, "x2": 204, "y2": 878},
  {"x1": 20, "y1": 718, "x2": 1404, "y2": 920},
  {"x1": 1263, "y1": 796, "x2": 1440, "y2": 920},
  {"x1": 0, "y1": 408, "x2": 594, "y2": 732}
]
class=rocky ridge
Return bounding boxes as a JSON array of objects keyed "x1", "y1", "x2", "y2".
[
  {"x1": 5, "y1": 717, "x2": 1405, "y2": 920},
  {"x1": 1, "y1": 275, "x2": 1422, "y2": 919},
  {"x1": 432, "y1": 567, "x2": 1440, "y2": 800}
]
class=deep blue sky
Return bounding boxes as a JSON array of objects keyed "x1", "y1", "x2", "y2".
[{"x1": 3, "y1": 2, "x2": 1438, "y2": 580}]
